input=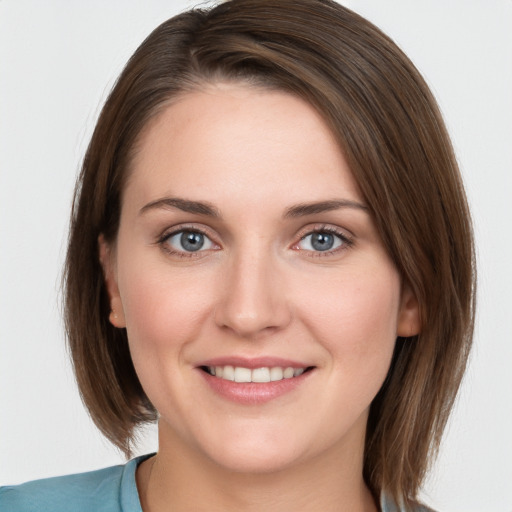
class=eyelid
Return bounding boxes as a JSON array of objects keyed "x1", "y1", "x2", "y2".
[
  {"x1": 157, "y1": 223, "x2": 220, "y2": 256},
  {"x1": 155, "y1": 222, "x2": 353, "y2": 258},
  {"x1": 292, "y1": 224, "x2": 354, "y2": 255}
]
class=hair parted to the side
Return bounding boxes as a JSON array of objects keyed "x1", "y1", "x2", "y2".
[{"x1": 64, "y1": 0, "x2": 475, "y2": 507}]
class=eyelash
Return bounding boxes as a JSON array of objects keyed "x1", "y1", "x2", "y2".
[
  {"x1": 156, "y1": 224, "x2": 353, "y2": 258},
  {"x1": 157, "y1": 224, "x2": 218, "y2": 258},
  {"x1": 293, "y1": 225, "x2": 354, "y2": 257}
]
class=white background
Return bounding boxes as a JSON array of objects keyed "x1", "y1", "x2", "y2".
[{"x1": 0, "y1": 1, "x2": 511, "y2": 511}]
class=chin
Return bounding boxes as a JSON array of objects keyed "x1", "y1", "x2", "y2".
[
  {"x1": 208, "y1": 446, "x2": 303, "y2": 475},
  {"x1": 195, "y1": 424, "x2": 319, "y2": 475}
]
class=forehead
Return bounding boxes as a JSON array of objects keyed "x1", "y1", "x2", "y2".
[{"x1": 124, "y1": 83, "x2": 362, "y2": 212}]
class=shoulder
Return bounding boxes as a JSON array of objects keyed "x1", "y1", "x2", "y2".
[
  {"x1": 0, "y1": 456, "x2": 148, "y2": 512},
  {"x1": 0, "y1": 465, "x2": 126, "y2": 512},
  {"x1": 380, "y1": 493, "x2": 437, "y2": 512}
]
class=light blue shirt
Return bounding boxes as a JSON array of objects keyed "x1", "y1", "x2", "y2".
[
  {"x1": 0, "y1": 456, "x2": 148, "y2": 512},
  {"x1": 0, "y1": 455, "x2": 434, "y2": 511}
]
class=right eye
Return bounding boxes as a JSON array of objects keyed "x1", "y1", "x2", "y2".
[{"x1": 162, "y1": 230, "x2": 215, "y2": 254}]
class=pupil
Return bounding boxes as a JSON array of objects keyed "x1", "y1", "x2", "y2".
[
  {"x1": 311, "y1": 232, "x2": 334, "y2": 251},
  {"x1": 180, "y1": 232, "x2": 204, "y2": 252}
]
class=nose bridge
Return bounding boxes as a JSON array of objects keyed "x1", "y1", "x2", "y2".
[{"x1": 215, "y1": 240, "x2": 290, "y2": 337}]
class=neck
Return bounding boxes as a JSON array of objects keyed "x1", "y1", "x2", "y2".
[{"x1": 136, "y1": 423, "x2": 378, "y2": 512}]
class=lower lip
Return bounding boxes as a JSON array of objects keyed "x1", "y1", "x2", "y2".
[{"x1": 199, "y1": 370, "x2": 312, "y2": 405}]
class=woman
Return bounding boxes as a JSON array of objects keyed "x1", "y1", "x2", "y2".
[{"x1": 0, "y1": 0, "x2": 475, "y2": 511}]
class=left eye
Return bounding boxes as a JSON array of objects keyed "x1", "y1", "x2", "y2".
[
  {"x1": 298, "y1": 231, "x2": 344, "y2": 252},
  {"x1": 165, "y1": 230, "x2": 215, "y2": 253}
]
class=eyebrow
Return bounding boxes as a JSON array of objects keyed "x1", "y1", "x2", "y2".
[
  {"x1": 284, "y1": 199, "x2": 368, "y2": 218},
  {"x1": 139, "y1": 197, "x2": 368, "y2": 219},
  {"x1": 139, "y1": 197, "x2": 221, "y2": 218}
]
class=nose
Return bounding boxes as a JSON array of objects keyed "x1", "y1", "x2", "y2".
[{"x1": 214, "y1": 248, "x2": 292, "y2": 339}]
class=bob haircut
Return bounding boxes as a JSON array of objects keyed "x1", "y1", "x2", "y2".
[{"x1": 64, "y1": 0, "x2": 475, "y2": 507}]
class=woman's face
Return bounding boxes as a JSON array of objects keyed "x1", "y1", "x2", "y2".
[{"x1": 102, "y1": 84, "x2": 419, "y2": 473}]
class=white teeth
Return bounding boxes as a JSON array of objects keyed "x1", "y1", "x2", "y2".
[
  {"x1": 269, "y1": 367, "x2": 283, "y2": 381},
  {"x1": 222, "y1": 365, "x2": 235, "y2": 381},
  {"x1": 252, "y1": 367, "x2": 270, "y2": 383},
  {"x1": 234, "y1": 367, "x2": 252, "y2": 382},
  {"x1": 207, "y1": 365, "x2": 308, "y2": 383},
  {"x1": 283, "y1": 367, "x2": 294, "y2": 379}
]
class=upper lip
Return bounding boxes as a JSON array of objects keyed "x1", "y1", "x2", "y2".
[{"x1": 197, "y1": 356, "x2": 312, "y2": 369}]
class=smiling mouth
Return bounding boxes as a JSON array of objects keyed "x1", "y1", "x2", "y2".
[{"x1": 200, "y1": 365, "x2": 314, "y2": 383}]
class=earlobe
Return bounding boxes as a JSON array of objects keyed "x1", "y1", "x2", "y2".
[
  {"x1": 98, "y1": 234, "x2": 126, "y2": 328},
  {"x1": 397, "y1": 282, "x2": 421, "y2": 337}
]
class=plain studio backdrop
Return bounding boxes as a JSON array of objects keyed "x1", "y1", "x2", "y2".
[{"x1": 1, "y1": 1, "x2": 511, "y2": 511}]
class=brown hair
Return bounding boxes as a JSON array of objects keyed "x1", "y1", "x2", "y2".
[{"x1": 64, "y1": 0, "x2": 475, "y2": 507}]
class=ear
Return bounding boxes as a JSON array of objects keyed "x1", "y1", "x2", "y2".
[
  {"x1": 98, "y1": 234, "x2": 126, "y2": 328},
  {"x1": 396, "y1": 282, "x2": 421, "y2": 337}
]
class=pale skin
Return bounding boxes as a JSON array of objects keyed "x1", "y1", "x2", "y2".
[{"x1": 100, "y1": 83, "x2": 420, "y2": 511}]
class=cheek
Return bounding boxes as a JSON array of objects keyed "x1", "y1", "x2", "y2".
[
  {"x1": 116, "y1": 257, "x2": 216, "y2": 354},
  {"x1": 297, "y1": 262, "x2": 401, "y2": 370},
  {"x1": 115, "y1": 260, "x2": 219, "y2": 416}
]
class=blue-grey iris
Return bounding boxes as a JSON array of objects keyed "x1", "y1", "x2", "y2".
[
  {"x1": 311, "y1": 232, "x2": 334, "y2": 251},
  {"x1": 180, "y1": 232, "x2": 204, "y2": 251}
]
